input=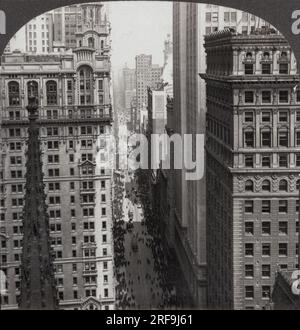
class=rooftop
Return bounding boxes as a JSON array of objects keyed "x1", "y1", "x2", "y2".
[{"x1": 204, "y1": 28, "x2": 288, "y2": 47}]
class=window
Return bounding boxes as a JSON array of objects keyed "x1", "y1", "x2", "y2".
[
  {"x1": 245, "y1": 201, "x2": 254, "y2": 213},
  {"x1": 48, "y1": 155, "x2": 59, "y2": 164},
  {"x1": 262, "y1": 63, "x2": 271, "y2": 74},
  {"x1": 244, "y1": 112, "x2": 254, "y2": 123},
  {"x1": 262, "y1": 243, "x2": 271, "y2": 256},
  {"x1": 47, "y1": 127, "x2": 59, "y2": 137},
  {"x1": 279, "y1": 111, "x2": 288, "y2": 122},
  {"x1": 245, "y1": 222, "x2": 254, "y2": 235},
  {"x1": 245, "y1": 64, "x2": 253, "y2": 75},
  {"x1": 245, "y1": 91, "x2": 254, "y2": 103},
  {"x1": 279, "y1": 222, "x2": 288, "y2": 235},
  {"x1": 245, "y1": 243, "x2": 254, "y2": 256},
  {"x1": 262, "y1": 222, "x2": 271, "y2": 235},
  {"x1": 279, "y1": 243, "x2": 288, "y2": 256},
  {"x1": 279, "y1": 154, "x2": 288, "y2": 168},
  {"x1": 245, "y1": 286, "x2": 254, "y2": 299},
  {"x1": 46, "y1": 81, "x2": 57, "y2": 105},
  {"x1": 279, "y1": 180, "x2": 288, "y2": 192},
  {"x1": 245, "y1": 180, "x2": 254, "y2": 192},
  {"x1": 296, "y1": 132, "x2": 300, "y2": 146},
  {"x1": 262, "y1": 91, "x2": 271, "y2": 103},
  {"x1": 262, "y1": 265, "x2": 271, "y2": 278},
  {"x1": 98, "y1": 80, "x2": 103, "y2": 91},
  {"x1": 262, "y1": 180, "x2": 271, "y2": 192},
  {"x1": 205, "y1": 12, "x2": 212, "y2": 22},
  {"x1": 261, "y1": 111, "x2": 271, "y2": 123},
  {"x1": 205, "y1": 27, "x2": 211, "y2": 35},
  {"x1": 279, "y1": 63, "x2": 289, "y2": 74},
  {"x1": 67, "y1": 80, "x2": 72, "y2": 91},
  {"x1": 8, "y1": 81, "x2": 20, "y2": 106},
  {"x1": 279, "y1": 200, "x2": 288, "y2": 213},
  {"x1": 262, "y1": 155, "x2": 271, "y2": 168},
  {"x1": 231, "y1": 12, "x2": 237, "y2": 22},
  {"x1": 279, "y1": 90, "x2": 289, "y2": 103},
  {"x1": 242, "y1": 26, "x2": 248, "y2": 35},
  {"x1": 47, "y1": 141, "x2": 59, "y2": 150},
  {"x1": 224, "y1": 12, "x2": 230, "y2": 22},
  {"x1": 296, "y1": 154, "x2": 300, "y2": 167},
  {"x1": 78, "y1": 66, "x2": 93, "y2": 105},
  {"x1": 244, "y1": 131, "x2": 254, "y2": 148},
  {"x1": 262, "y1": 200, "x2": 271, "y2": 213},
  {"x1": 27, "y1": 81, "x2": 38, "y2": 104},
  {"x1": 261, "y1": 131, "x2": 271, "y2": 147},
  {"x1": 278, "y1": 131, "x2": 289, "y2": 147},
  {"x1": 262, "y1": 286, "x2": 271, "y2": 299}
]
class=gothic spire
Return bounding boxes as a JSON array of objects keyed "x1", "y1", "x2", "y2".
[{"x1": 19, "y1": 91, "x2": 58, "y2": 310}]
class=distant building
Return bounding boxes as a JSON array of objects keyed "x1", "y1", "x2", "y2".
[
  {"x1": 135, "y1": 54, "x2": 163, "y2": 130},
  {"x1": 130, "y1": 96, "x2": 138, "y2": 132},
  {"x1": 122, "y1": 66, "x2": 136, "y2": 117}
]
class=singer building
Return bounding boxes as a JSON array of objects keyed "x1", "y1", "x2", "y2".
[
  {"x1": 202, "y1": 30, "x2": 300, "y2": 310},
  {"x1": 0, "y1": 3, "x2": 115, "y2": 310}
]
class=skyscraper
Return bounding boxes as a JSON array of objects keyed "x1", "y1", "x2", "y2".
[
  {"x1": 135, "y1": 54, "x2": 163, "y2": 130},
  {"x1": 171, "y1": 2, "x2": 273, "y2": 309},
  {"x1": 202, "y1": 30, "x2": 299, "y2": 310}
]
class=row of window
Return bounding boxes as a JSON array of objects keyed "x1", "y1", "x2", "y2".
[
  {"x1": 54, "y1": 261, "x2": 109, "y2": 274},
  {"x1": 243, "y1": 90, "x2": 292, "y2": 104},
  {"x1": 244, "y1": 153, "x2": 300, "y2": 168},
  {"x1": 244, "y1": 286, "x2": 271, "y2": 300},
  {"x1": 245, "y1": 221, "x2": 299, "y2": 236},
  {"x1": 8, "y1": 77, "x2": 105, "y2": 107},
  {"x1": 243, "y1": 110, "x2": 300, "y2": 123},
  {"x1": 245, "y1": 242, "x2": 298, "y2": 257},
  {"x1": 244, "y1": 179, "x2": 299, "y2": 193},
  {"x1": 244, "y1": 130, "x2": 300, "y2": 148},
  {"x1": 244, "y1": 62, "x2": 291, "y2": 75},
  {"x1": 244, "y1": 200, "x2": 295, "y2": 214},
  {"x1": 57, "y1": 288, "x2": 110, "y2": 301}
]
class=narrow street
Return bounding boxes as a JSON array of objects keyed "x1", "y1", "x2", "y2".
[
  {"x1": 121, "y1": 173, "x2": 167, "y2": 309},
  {"x1": 113, "y1": 117, "x2": 178, "y2": 310}
]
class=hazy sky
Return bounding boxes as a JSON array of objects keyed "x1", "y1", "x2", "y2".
[{"x1": 109, "y1": 1, "x2": 172, "y2": 70}]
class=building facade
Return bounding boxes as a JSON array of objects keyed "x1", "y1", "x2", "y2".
[
  {"x1": 171, "y1": 2, "x2": 276, "y2": 309},
  {"x1": 202, "y1": 30, "x2": 299, "y2": 310},
  {"x1": 135, "y1": 54, "x2": 162, "y2": 130},
  {"x1": 0, "y1": 3, "x2": 115, "y2": 310}
]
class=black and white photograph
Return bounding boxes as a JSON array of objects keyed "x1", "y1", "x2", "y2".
[{"x1": 0, "y1": 0, "x2": 300, "y2": 314}]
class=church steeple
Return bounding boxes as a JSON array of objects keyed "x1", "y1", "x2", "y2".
[{"x1": 19, "y1": 88, "x2": 58, "y2": 310}]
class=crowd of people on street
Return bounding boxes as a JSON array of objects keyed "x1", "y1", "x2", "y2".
[{"x1": 111, "y1": 167, "x2": 184, "y2": 310}]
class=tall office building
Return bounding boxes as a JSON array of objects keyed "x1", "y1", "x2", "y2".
[
  {"x1": 202, "y1": 30, "x2": 299, "y2": 310},
  {"x1": 122, "y1": 66, "x2": 136, "y2": 115},
  {"x1": 172, "y1": 2, "x2": 206, "y2": 309},
  {"x1": 0, "y1": 3, "x2": 115, "y2": 310},
  {"x1": 25, "y1": 13, "x2": 54, "y2": 54},
  {"x1": 171, "y1": 2, "x2": 273, "y2": 308},
  {"x1": 135, "y1": 54, "x2": 162, "y2": 129}
]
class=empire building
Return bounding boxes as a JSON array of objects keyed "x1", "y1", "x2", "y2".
[{"x1": 201, "y1": 30, "x2": 300, "y2": 310}]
